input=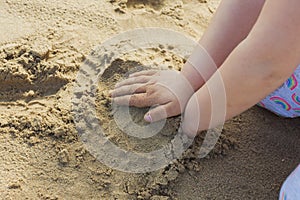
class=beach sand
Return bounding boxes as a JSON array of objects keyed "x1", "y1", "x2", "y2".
[{"x1": 1, "y1": 0, "x2": 299, "y2": 199}]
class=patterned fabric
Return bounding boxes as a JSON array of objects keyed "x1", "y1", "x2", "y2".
[
  {"x1": 258, "y1": 65, "x2": 300, "y2": 118},
  {"x1": 279, "y1": 165, "x2": 300, "y2": 200},
  {"x1": 257, "y1": 66, "x2": 300, "y2": 199}
]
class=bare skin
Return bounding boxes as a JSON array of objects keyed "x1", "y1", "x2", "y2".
[
  {"x1": 111, "y1": 0, "x2": 265, "y2": 122},
  {"x1": 111, "y1": 0, "x2": 300, "y2": 137}
]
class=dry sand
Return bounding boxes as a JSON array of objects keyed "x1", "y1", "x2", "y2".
[{"x1": 0, "y1": 0, "x2": 299, "y2": 199}]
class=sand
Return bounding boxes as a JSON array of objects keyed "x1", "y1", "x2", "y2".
[{"x1": 1, "y1": 0, "x2": 300, "y2": 199}]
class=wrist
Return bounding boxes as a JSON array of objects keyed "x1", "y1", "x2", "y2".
[
  {"x1": 181, "y1": 43, "x2": 218, "y2": 91},
  {"x1": 180, "y1": 63, "x2": 204, "y2": 91}
]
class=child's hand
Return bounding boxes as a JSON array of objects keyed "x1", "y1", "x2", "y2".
[{"x1": 110, "y1": 70, "x2": 194, "y2": 122}]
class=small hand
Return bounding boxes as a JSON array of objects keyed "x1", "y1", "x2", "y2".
[{"x1": 110, "y1": 70, "x2": 194, "y2": 123}]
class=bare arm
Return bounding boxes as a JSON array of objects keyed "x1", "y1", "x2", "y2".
[
  {"x1": 111, "y1": 0, "x2": 267, "y2": 122},
  {"x1": 183, "y1": 0, "x2": 300, "y2": 136},
  {"x1": 182, "y1": 0, "x2": 265, "y2": 91}
]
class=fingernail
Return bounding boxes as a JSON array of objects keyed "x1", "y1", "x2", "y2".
[{"x1": 144, "y1": 113, "x2": 152, "y2": 123}]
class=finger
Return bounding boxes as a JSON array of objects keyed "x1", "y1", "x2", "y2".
[
  {"x1": 113, "y1": 93, "x2": 156, "y2": 108},
  {"x1": 115, "y1": 76, "x2": 152, "y2": 88},
  {"x1": 144, "y1": 102, "x2": 180, "y2": 123},
  {"x1": 110, "y1": 84, "x2": 146, "y2": 97},
  {"x1": 129, "y1": 70, "x2": 158, "y2": 78}
]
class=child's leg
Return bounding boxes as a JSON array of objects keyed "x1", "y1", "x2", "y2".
[
  {"x1": 258, "y1": 65, "x2": 300, "y2": 118},
  {"x1": 279, "y1": 165, "x2": 300, "y2": 200}
]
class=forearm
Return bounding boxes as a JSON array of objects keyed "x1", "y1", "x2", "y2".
[
  {"x1": 181, "y1": 0, "x2": 265, "y2": 91},
  {"x1": 183, "y1": 39, "x2": 299, "y2": 135},
  {"x1": 200, "y1": 0, "x2": 265, "y2": 66},
  {"x1": 182, "y1": 0, "x2": 300, "y2": 135}
]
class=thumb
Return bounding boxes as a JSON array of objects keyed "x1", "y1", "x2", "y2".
[{"x1": 144, "y1": 103, "x2": 175, "y2": 123}]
